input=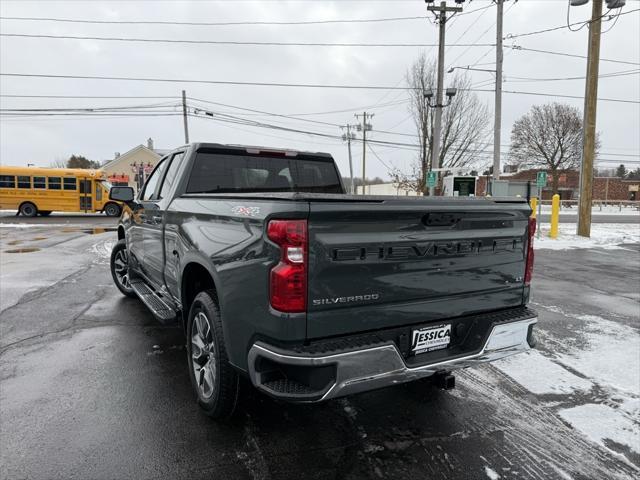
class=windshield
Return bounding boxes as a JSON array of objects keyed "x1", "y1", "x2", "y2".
[
  {"x1": 186, "y1": 152, "x2": 343, "y2": 194},
  {"x1": 98, "y1": 179, "x2": 113, "y2": 190}
]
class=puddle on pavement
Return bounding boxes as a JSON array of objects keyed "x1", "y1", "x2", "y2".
[
  {"x1": 59, "y1": 227, "x2": 116, "y2": 235},
  {"x1": 30, "y1": 237, "x2": 48, "y2": 241},
  {"x1": 84, "y1": 228, "x2": 116, "y2": 235},
  {"x1": 7, "y1": 240, "x2": 22, "y2": 245},
  {"x1": 5, "y1": 248, "x2": 41, "y2": 253}
]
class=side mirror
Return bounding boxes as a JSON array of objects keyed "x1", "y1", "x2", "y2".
[{"x1": 109, "y1": 186, "x2": 135, "y2": 203}]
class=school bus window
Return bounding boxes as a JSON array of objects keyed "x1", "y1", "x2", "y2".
[
  {"x1": 34, "y1": 176, "x2": 46, "y2": 189},
  {"x1": 0, "y1": 175, "x2": 16, "y2": 188},
  {"x1": 63, "y1": 177, "x2": 77, "y2": 190},
  {"x1": 17, "y1": 176, "x2": 31, "y2": 189},
  {"x1": 48, "y1": 177, "x2": 62, "y2": 190}
]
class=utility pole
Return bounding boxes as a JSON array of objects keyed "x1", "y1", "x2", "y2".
[
  {"x1": 493, "y1": 0, "x2": 504, "y2": 182},
  {"x1": 182, "y1": 89, "x2": 190, "y2": 144},
  {"x1": 427, "y1": 1, "x2": 462, "y2": 195},
  {"x1": 355, "y1": 112, "x2": 374, "y2": 194},
  {"x1": 577, "y1": 0, "x2": 603, "y2": 237},
  {"x1": 341, "y1": 124, "x2": 356, "y2": 194}
]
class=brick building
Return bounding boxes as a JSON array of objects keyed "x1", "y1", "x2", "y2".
[{"x1": 476, "y1": 169, "x2": 639, "y2": 201}]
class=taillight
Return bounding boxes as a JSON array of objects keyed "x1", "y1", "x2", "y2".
[
  {"x1": 267, "y1": 219, "x2": 307, "y2": 313},
  {"x1": 524, "y1": 217, "x2": 536, "y2": 285}
]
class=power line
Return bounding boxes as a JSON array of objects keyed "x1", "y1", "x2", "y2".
[
  {"x1": 0, "y1": 2, "x2": 495, "y2": 27},
  {"x1": 472, "y1": 88, "x2": 639, "y2": 104},
  {"x1": 188, "y1": 96, "x2": 340, "y2": 128},
  {"x1": 505, "y1": 68, "x2": 640, "y2": 82},
  {"x1": 507, "y1": 45, "x2": 640, "y2": 66},
  {"x1": 0, "y1": 101, "x2": 180, "y2": 112},
  {"x1": 2, "y1": 72, "x2": 638, "y2": 103},
  {"x1": 0, "y1": 33, "x2": 496, "y2": 48},
  {"x1": 505, "y1": 7, "x2": 639, "y2": 39},
  {"x1": 367, "y1": 144, "x2": 394, "y2": 171},
  {"x1": 0, "y1": 15, "x2": 429, "y2": 26}
]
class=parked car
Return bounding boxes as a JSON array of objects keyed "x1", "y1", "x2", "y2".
[{"x1": 109, "y1": 143, "x2": 537, "y2": 419}]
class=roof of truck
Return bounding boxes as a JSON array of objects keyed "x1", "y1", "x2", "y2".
[{"x1": 185, "y1": 142, "x2": 334, "y2": 159}]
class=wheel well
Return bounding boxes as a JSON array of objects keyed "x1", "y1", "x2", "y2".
[
  {"x1": 18, "y1": 201, "x2": 37, "y2": 211},
  {"x1": 117, "y1": 226, "x2": 125, "y2": 240},
  {"x1": 181, "y1": 262, "x2": 216, "y2": 329}
]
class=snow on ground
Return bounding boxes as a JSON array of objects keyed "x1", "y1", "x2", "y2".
[
  {"x1": 539, "y1": 205, "x2": 640, "y2": 216},
  {"x1": 559, "y1": 404, "x2": 640, "y2": 456},
  {"x1": 495, "y1": 303, "x2": 640, "y2": 464},
  {"x1": 484, "y1": 465, "x2": 500, "y2": 479},
  {"x1": 494, "y1": 349, "x2": 593, "y2": 395},
  {"x1": 535, "y1": 223, "x2": 640, "y2": 250},
  {"x1": 556, "y1": 314, "x2": 640, "y2": 396}
]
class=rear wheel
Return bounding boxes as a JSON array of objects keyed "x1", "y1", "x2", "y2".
[
  {"x1": 104, "y1": 202, "x2": 121, "y2": 217},
  {"x1": 19, "y1": 202, "x2": 37, "y2": 217},
  {"x1": 110, "y1": 239, "x2": 136, "y2": 298},
  {"x1": 187, "y1": 290, "x2": 240, "y2": 419}
]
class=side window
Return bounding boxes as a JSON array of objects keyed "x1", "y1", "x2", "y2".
[
  {"x1": 141, "y1": 159, "x2": 168, "y2": 201},
  {"x1": 158, "y1": 152, "x2": 184, "y2": 200},
  {"x1": 33, "y1": 176, "x2": 46, "y2": 189},
  {"x1": 96, "y1": 184, "x2": 102, "y2": 201},
  {"x1": 63, "y1": 178, "x2": 77, "y2": 190},
  {"x1": 17, "y1": 176, "x2": 31, "y2": 188},
  {"x1": 48, "y1": 177, "x2": 62, "y2": 190},
  {"x1": 79, "y1": 180, "x2": 91, "y2": 194},
  {"x1": 0, "y1": 175, "x2": 16, "y2": 188}
]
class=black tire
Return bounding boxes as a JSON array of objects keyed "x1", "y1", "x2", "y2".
[
  {"x1": 19, "y1": 202, "x2": 37, "y2": 217},
  {"x1": 187, "y1": 290, "x2": 240, "y2": 419},
  {"x1": 39, "y1": 211, "x2": 52, "y2": 217},
  {"x1": 110, "y1": 239, "x2": 136, "y2": 298},
  {"x1": 104, "y1": 202, "x2": 121, "y2": 217}
]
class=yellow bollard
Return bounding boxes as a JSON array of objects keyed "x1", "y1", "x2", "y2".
[
  {"x1": 549, "y1": 194, "x2": 560, "y2": 239},
  {"x1": 530, "y1": 197, "x2": 538, "y2": 219}
]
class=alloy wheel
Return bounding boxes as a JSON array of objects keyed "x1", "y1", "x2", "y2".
[
  {"x1": 191, "y1": 311, "x2": 217, "y2": 399},
  {"x1": 113, "y1": 248, "x2": 131, "y2": 290}
]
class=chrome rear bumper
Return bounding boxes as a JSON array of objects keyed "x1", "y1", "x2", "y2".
[{"x1": 247, "y1": 316, "x2": 537, "y2": 402}]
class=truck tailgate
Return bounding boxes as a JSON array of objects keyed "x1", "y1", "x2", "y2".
[{"x1": 306, "y1": 198, "x2": 531, "y2": 339}]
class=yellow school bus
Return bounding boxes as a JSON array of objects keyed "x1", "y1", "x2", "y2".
[{"x1": 0, "y1": 166, "x2": 123, "y2": 217}]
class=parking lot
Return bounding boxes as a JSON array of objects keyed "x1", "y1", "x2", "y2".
[{"x1": 1, "y1": 214, "x2": 639, "y2": 480}]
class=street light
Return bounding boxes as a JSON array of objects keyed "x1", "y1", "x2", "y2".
[{"x1": 446, "y1": 88, "x2": 457, "y2": 98}]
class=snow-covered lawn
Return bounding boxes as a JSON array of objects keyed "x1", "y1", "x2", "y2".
[
  {"x1": 539, "y1": 204, "x2": 640, "y2": 216},
  {"x1": 535, "y1": 223, "x2": 640, "y2": 250}
]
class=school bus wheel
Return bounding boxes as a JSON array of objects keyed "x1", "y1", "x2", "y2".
[
  {"x1": 104, "y1": 202, "x2": 121, "y2": 217},
  {"x1": 19, "y1": 202, "x2": 38, "y2": 217}
]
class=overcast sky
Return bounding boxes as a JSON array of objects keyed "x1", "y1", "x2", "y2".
[{"x1": 1, "y1": 0, "x2": 638, "y2": 179}]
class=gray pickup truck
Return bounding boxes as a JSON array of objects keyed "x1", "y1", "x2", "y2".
[{"x1": 109, "y1": 143, "x2": 537, "y2": 419}]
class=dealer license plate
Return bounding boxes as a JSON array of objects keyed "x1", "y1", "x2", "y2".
[{"x1": 411, "y1": 324, "x2": 451, "y2": 355}]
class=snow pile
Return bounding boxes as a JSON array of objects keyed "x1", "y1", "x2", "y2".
[{"x1": 535, "y1": 223, "x2": 640, "y2": 250}]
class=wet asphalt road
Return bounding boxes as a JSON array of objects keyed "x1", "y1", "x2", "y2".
[{"x1": 1, "y1": 216, "x2": 639, "y2": 480}]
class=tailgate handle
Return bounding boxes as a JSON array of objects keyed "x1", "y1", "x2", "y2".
[{"x1": 423, "y1": 213, "x2": 460, "y2": 227}]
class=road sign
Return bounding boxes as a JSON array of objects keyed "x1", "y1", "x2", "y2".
[
  {"x1": 426, "y1": 171, "x2": 437, "y2": 188},
  {"x1": 536, "y1": 171, "x2": 547, "y2": 188}
]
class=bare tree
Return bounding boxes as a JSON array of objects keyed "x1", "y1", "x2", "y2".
[
  {"x1": 405, "y1": 53, "x2": 491, "y2": 194},
  {"x1": 509, "y1": 102, "x2": 597, "y2": 194}
]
